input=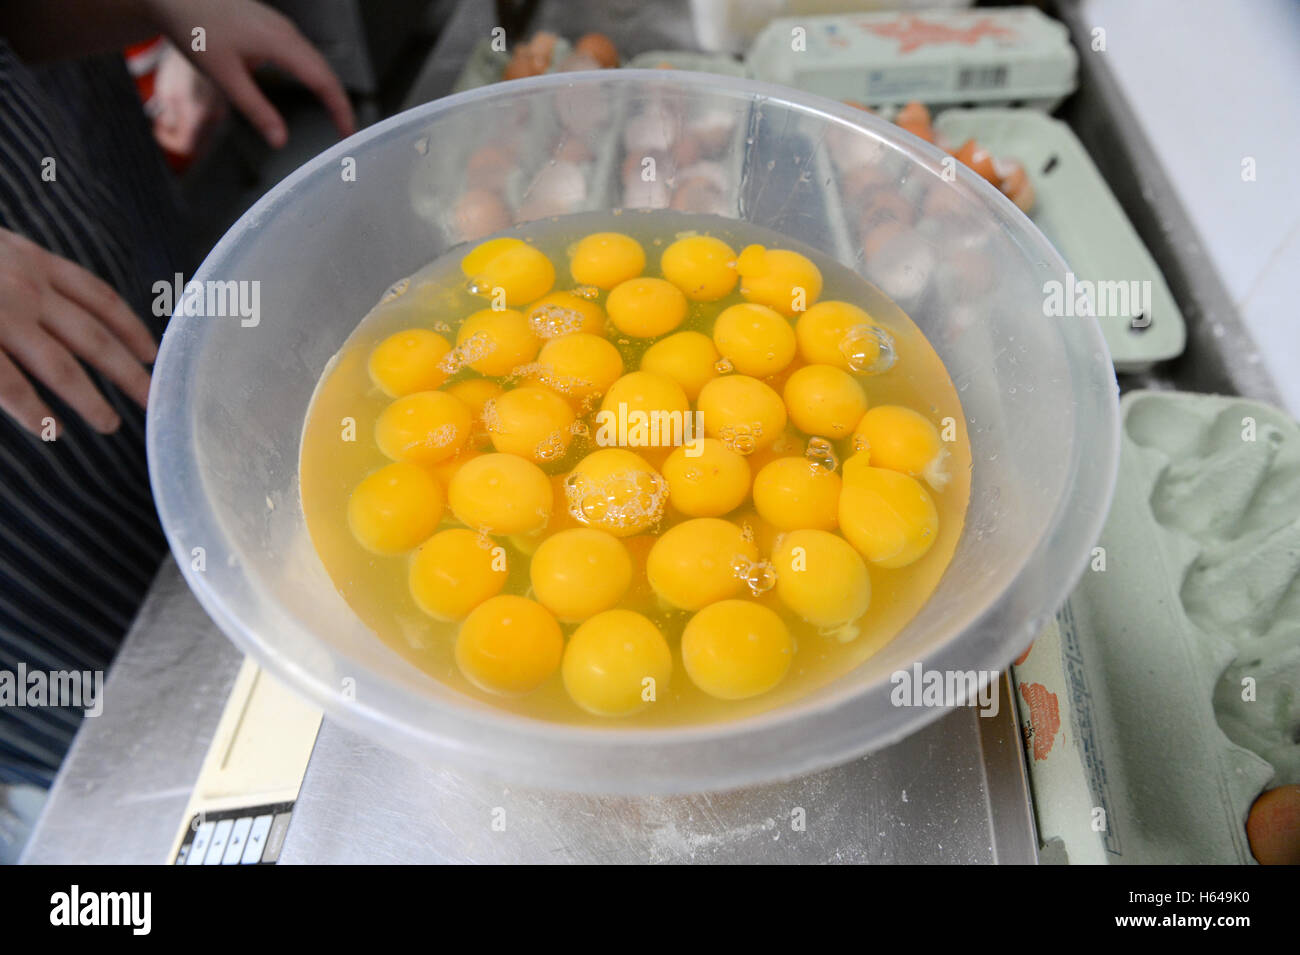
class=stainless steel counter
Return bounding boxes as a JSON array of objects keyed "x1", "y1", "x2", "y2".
[{"x1": 280, "y1": 676, "x2": 1033, "y2": 864}]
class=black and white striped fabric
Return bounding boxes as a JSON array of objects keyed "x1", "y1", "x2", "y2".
[{"x1": 0, "y1": 40, "x2": 187, "y2": 786}]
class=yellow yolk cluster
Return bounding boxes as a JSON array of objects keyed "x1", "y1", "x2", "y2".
[{"x1": 340, "y1": 229, "x2": 958, "y2": 717}]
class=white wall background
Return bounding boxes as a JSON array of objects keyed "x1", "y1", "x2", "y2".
[{"x1": 1082, "y1": 0, "x2": 1300, "y2": 411}]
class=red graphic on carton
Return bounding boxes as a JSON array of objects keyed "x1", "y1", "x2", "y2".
[
  {"x1": 1018, "y1": 681, "x2": 1061, "y2": 761},
  {"x1": 862, "y1": 16, "x2": 1018, "y2": 55}
]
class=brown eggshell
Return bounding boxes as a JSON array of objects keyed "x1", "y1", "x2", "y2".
[
  {"x1": 1247, "y1": 785, "x2": 1300, "y2": 866},
  {"x1": 453, "y1": 189, "x2": 512, "y2": 241},
  {"x1": 575, "y1": 33, "x2": 620, "y2": 68}
]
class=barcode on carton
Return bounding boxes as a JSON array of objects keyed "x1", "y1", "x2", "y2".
[{"x1": 957, "y1": 65, "x2": 1008, "y2": 91}]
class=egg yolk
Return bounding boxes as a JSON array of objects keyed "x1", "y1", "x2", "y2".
[
  {"x1": 752, "y1": 456, "x2": 841, "y2": 531},
  {"x1": 347, "y1": 461, "x2": 444, "y2": 555},
  {"x1": 712, "y1": 303, "x2": 797, "y2": 378},
  {"x1": 639, "y1": 330, "x2": 720, "y2": 400},
  {"x1": 409, "y1": 528, "x2": 508, "y2": 620},
  {"x1": 696, "y1": 374, "x2": 788, "y2": 454},
  {"x1": 448, "y1": 452, "x2": 552, "y2": 534},
  {"x1": 646, "y1": 517, "x2": 756, "y2": 610},
  {"x1": 461, "y1": 237, "x2": 555, "y2": 306},
  {"x1": 531, "y1": 332, "x2": 624, "y2": 402},
  {"x1": 606, "y1": 277, "x2": 688, "y2": 338},
  {"x1": 661, "y1": 438, "x2": 750, "y2": 517},
  {"x1": 736, "y1": 245, "x2": 823, "y2": 317},
  {"x1": 564, "y1": 448, "x2": 668, "y2": 537},
  {"x1": 456, "y1": 308, "x2": 541, "y2": 377},
  {"x1": 570, "y1": 232, "x2": 646, "y2": 290},
  {"x1": 445, "y1": 377, "x2": 505, "y2": 426},
  {"x1": 681, "y1": 599, "x2": 793, "y2": 700},
  {"x1": 773, "y1": 529, "x2": 871, "y2": 630},
  {"x1": 782, "y1": 363, "x2": 869, "y2": 439},
  {"x1": 455, "y1": 594, "x2": 563, "y2": 695},
  {"x1": 743, "y1": 424, "x2": 804, "y2": 474},
  {"x1": 367, "y1": 328, "x2": 452, "y2": 397},
  {"x1": 729, "y1": 507, "x2": 785, "y2": 557},
  {"x1": 524, "y1": 291, "x2": 606, "y2": 339},
  {"x1": 838, "y1": 462, "x2": 938, "y2": 568},
  {"x1": 660, "y1": 234, "x2": 738, "y2": 301},
  {"x1": 375, "y1": 391, "x2": 473, "y2": 465},
  {"x1": 530, "y1": 527, "x2": 632, "y2": 621},
  {"x1": 795, "y1": 301, "x2": 894, "y2": 374},
  {"x1": 852, "y1": 405, "x2": 949, "y2": 489},
  {"x1": 485, "y1": 384, "x2": 575, "y2": 462},
  {"x1": 599, "y1": 371, "x2": 691, "y2": 447},
  {"x1": 562, "y1": 609, "x2": 673, "y2": 716},
  {"x1": 428, "y1": 447, "x2": 484, "y2": 487}
]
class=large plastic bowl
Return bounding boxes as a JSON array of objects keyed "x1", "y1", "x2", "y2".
[{"x1": 147, "y1": 71, "x2": 1119, "y2": 794}]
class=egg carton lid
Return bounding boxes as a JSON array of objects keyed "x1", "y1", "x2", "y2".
[
  {"x1": 1014, "y1": 389, "x2": 1298, "y2": 863},
  {"x1": 624, "y1": 50, "x2": 751, "y2": 78},
  {"x1": 933, "y1": 108, "x2": 1186, "y2": 374},
  {"x1": 745, "y1": 7, "x2": 1077, "y2": 109}
]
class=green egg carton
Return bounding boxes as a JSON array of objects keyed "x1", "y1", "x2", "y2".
[
  {"x1": 1013, "y1": 390, "x2": 1299, "y2": 864},
  {"x1": 746, "y1": 7, "x2": 1077, "y2": 111},
  {"x1": 932, "y1": 108, "x2": 1186, "y2": 374}
]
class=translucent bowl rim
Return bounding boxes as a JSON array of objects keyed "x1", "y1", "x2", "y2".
[{"x1": 147, "y1": 69, "x2": 1121, "y2": 794}]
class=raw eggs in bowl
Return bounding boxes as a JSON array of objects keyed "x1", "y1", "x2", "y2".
[{"x1": 148, "y1": 71, "x2": 1118, "y2": 793}]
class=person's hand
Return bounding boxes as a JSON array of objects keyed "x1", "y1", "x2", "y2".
[
  {"x1": 147, "y1": 0, "x2": 356, "y2": 148},
  {"x1": 0, "y1": 228, "x2": 156, "y2": 437}
]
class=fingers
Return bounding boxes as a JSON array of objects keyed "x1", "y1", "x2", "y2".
[
  {"x1": 263, "y1": 37, "x2": 356, "y2": 139},
  {"x1": 43, "y1": 292, "x2": 151, "y2": 409},
  {"x1": 212, "y1": 56, "x2": 288, "y2": 148},
  {"x1": 5, "y1": 326, "x2": 121, "y2": 434},
  {"x1": 49, "y1": 256, "x2": 157, "y2": 363},
  {"x1": 0, "y1": 350, "x2": 56, "y2": 438}
]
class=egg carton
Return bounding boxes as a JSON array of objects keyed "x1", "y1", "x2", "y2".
[
  {"x1": 745, "y1": 7, "x2": 1077, "y2": 112},
  {"x1": 1013, "y1": 390, "x2": 1299, "y2": 863},
  {"x1": 932, "y1": 108, "x2": 1187, "y2": 374},
  {"x1": 599, "y1": 53, "x2": 753, "y2": 219},
  {"x1": 422, "y1": 36, "x2": 630, "y2": 242}
]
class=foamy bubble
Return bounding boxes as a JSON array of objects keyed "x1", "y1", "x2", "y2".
[
  {"x1": 564, "y1": 468, "x2": 668, "y2": 532},
  {"x1": 805, "y1": 436, "x2": 839, "y2": 472},
  {"x1": 719, "y1": 421, "x2": 763, "y2": 455},
  {"x1": 439, "y1": 331, "x2": 495, "y2": 373},
  {"x1": 840, "y1": 324, "x2": 897, "y2": 375},
  {"x1": 528, "y1": 304, "x2": 586, "y2": 339},
  {"x1": 731, "y1": 555, "x2": 777, "y2": 596},
  {"x1": 535, "y1": 430, "x2": 568, "y2": 462}
]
